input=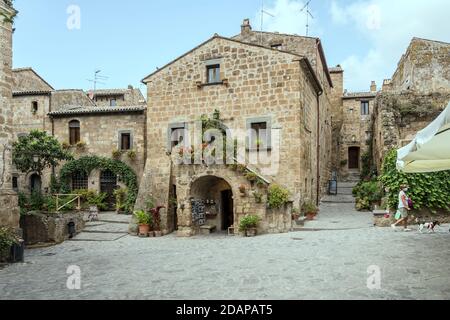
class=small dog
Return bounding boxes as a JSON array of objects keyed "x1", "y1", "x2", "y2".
[
  {"x1": 88, "y1": 207, "x2": 99, "y2": 222},
  {"x1": 416, "y1": 218, "x2": 440, "y2": 233}
]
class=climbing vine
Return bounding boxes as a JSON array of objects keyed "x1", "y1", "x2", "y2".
[
  {"x1": 59, "y1": 156, "x2": 138, "y2": 213},
  {"x1": 379, "y1": 149, "x2": 450, "y2": 211}
]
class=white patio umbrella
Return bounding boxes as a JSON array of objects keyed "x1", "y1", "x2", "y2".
[{"x1": 397, "y1": 102, "x2": 450, "y2": 173}]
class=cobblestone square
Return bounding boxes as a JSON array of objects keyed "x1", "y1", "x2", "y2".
[{"x1": 1, "y1": 204, "x2": 449, "y2": 300}]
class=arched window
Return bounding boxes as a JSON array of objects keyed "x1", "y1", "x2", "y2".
[{"x1": 69, "y1": 120, "x2": 80, "y2": 145}]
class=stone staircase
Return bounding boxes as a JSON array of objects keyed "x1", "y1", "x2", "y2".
[
  {"x1": 71, "y1": 212, "x2": 131, "y2": 242},
  {"x1": 321, "y1": 171, "x2": 360, "y2": 204}
]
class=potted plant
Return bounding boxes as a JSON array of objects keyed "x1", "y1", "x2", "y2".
[
  {"x1": 127, "y1": 150, "x2": 137, "y2": 161},
  {"x1": 239, "y1": 215, "x2": 261, "y2": 237},
  {"x1": 113, "y1": 188, "x2": 128, "y2": 214},
  {"x1": 112, "y1": 149, "x2": 122, "y2": 160},
  {"x1": 134, "y1": 210, "x2": 152, "y2": 237},
  {"x1": 146, "y1": 198, "x2": 165, "y2": 237},
  {"x1": 292, "y1": 208, "x2": 301, "y2": 221},
  {"x1": 238, "y1": 184, "x2": 247, "y2": 196},
  {"x1": 302, "y1": 201, "x2": 319, "y2": 221}
]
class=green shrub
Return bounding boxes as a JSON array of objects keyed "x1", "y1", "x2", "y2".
[
  {"x1": 352, "y1": 179, "x2": 383, "y2": 211},
  {"x1": 239, "y1": 215, "x2": 261, "y2": 232},
  {"x1": 301, "y1": 201, "x2": 318, "y2": 214},
  {"x1": 73, "y1": 189, "x2": 108, "y2": 211},
  {"x1": 29, "y1": 191, "x2": 45, "y2": 211},
  {"x1": 0, "y1": 227, "x2": 19, "y2": 260},
  {"x1": 267, "y1": 184, "x2": 290, "y2": 209},
  {"x1": 114, "y1": 188, "x2": 128, "y2": 212},
  {"x1": 134, "y1": 210, "x2": 152, "y2": 225},
  {"x1": 379, "y1": 149, "x2": 450, "y2": 211}
]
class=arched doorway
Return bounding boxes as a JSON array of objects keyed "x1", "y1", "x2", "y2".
[
  {"x1": 100, "y1": 170, "x2": 118, "y2": 209},
  {"x1": 190, "y1": 176, "x2": 234, "y2": 233},
  {"x1": 348, "y1": 147, "x2": 360, "y2": 170},
  {"x1": 30, "y1": 174, "x2": 42, "y2": 194}
]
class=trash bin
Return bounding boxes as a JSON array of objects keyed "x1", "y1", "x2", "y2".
[
  {"x1": 9, "y1": 239, "x2": 24, "y2": 263},
  {"x1": 68, "y1": 221, "x2": 76, "y2": 239}
]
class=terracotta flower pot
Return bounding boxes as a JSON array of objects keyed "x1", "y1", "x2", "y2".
[
  {"x1": 306, "y1": 213, "x2": 317, "y2": 221},
  {"x1": 138, "y1": 224, "x2": 150, "y2": 237}
]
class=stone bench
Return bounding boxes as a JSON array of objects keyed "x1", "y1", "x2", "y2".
[{"x1": 200, "y1": 225, "x2": 216, "y2": 235}]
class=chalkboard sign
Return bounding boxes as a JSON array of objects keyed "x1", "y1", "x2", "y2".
[
  {"x1": 191, "y1": 199, "x2": 206, "y2": 226},
  {"x1": 328, "y1": 180, "x2": 338, "y2": 195}
]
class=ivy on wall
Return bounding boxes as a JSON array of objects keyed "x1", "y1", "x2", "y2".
[
  {"x1": 59, "y1": 156, "x2": 138, "y2": 213},
  {"x1": 379, "y1": 149, "x2": 450, "y2": 211}
]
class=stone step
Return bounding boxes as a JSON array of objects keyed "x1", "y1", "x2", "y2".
[
  {"x1": 321, "y1": 195, "x2": 355, "y2": 204},
  {"x1": 337, "y1": 182, "x2": 359, "y2": 188}
]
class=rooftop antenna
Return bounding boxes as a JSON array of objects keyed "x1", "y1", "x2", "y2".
[
  {"x1": 300, "y1": 0, "x2": 314, "y2": 37},
  {"x1": 260, "y1": 0, "x2": 275, "y2": 44},
  {"x1": 87, "y1": 70, "x2": 108, "y2": 93}
]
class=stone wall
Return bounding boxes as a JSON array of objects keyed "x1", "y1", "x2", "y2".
[
  {"x1": 329, "y1": 69, "x2": 344, "y2": 174},
  {"x1": 390, "y1": 38, "x2": 450, "y2": 94},
  {"x1": 20, "y1": 211, "x2": 85, "y2": 245},
  {"x1": 0, "y1": 2, "x2": 19, "y2": 229},
  {"x1": 137, "y1": 35, "x2": 324, "y2": 235},
  {"x1": 52, "y1": 112, "x2": 147, "y2": 187},
  {"x1": 373, "y1": 91, "x2": 450, "y2": 170},
  {"x1": 339, "y1": 96, "x2": 376, "y2": 178},
  {"x1": 12, "y1": 68, "x2": 53, "y2": 92}
]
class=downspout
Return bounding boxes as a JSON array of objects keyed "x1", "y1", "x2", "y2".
[
  {"x1": 49, "y1": 92, "x2": 56, "y2": 178},
  {"x1": 315, "y1": 40, "x2": 321, "y2": 206},
  {"x1": 316, "y1": 92, "x2": 322, "y2": 206}
]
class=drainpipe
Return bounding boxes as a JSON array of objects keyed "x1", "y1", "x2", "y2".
[{"x1": 316, "y1": 93, "x2": 322, "y2": 206}]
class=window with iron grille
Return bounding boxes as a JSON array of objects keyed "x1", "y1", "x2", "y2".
[
  {"x1": 69, "y1": 120, "x2": 81, "y2": 145},
  {"x1": 72, "y1": 171, "x2": 88, "y2": 191}
]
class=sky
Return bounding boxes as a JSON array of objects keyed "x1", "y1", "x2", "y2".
[{"x1": 12, "y1": 0, "x2": 450, "y2": 94}]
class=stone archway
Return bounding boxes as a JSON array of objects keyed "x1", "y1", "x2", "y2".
[{"x1": 190, "y1": 175, "x2": 234, "y2": 233}]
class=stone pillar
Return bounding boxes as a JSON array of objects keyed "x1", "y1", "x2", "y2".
[{"x1": 0, "y1": 1, "x2": 19, "y2": 229}]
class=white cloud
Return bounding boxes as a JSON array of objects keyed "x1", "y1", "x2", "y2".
[
  {"x1": 253, "y1": 0, "x2": 322, "y2": 36},
  {"x1": 331, "y1": 0, "x2": 450, "y2": 91}
]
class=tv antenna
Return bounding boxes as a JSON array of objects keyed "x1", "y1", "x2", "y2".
[
  {"x1": 87, "y1": 70, "x2": 109, "y2": 93},
  {"x1": 260, "y1": 0, "x2": 275, "y2": 44},
  {"x1": 300, "y1": 0, "x2": 314, "y2": 36}
]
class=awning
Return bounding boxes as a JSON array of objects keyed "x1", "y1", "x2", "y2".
[{"x1": 397, "y1": 103, "x2": 450, "y2": 173}]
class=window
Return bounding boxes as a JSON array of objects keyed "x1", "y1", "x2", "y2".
[
  {"x1": 32, "y1": 101, "x2": 38, "y2": 114},
  {"x1": 206, "y1": 64, "x2": 221, "y2": 84},
  {"x1": 251, "y1": 122, "x2": 267, "y2": 150},
  {"x1": 72, "y1": 171, "x2": 88, "y2": 191},
  {"x1": 167, "y1": 123, "x2": 188, "y2": 151},
  {"x1": 12, "y1": 176, "x2": 18, "y2": 191},
  {"x1": 361, "y1": 101, "x2": 370, "y2": 115},
  {"x1": 110, "y1": 99, "x2": 117, "y2": 107},
  {"x1": 246, "y1": 117, "x2": 272, "y2": 151},
  {"x1": 120, "y1": 132, "x2": 132, "y2": 150},
  {"x1": 69, "y1": 120, "x2": 81, "y2": 145}
]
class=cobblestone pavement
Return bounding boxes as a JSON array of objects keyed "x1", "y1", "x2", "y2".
[{"x1": 1, "y1": 203, "x2": 449, "y2": 300}]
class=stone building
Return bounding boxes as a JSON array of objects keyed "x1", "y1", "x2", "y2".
[
  {"x1": 135, "y1": 20, "x2": 334, "y2": 236},
  {"x1": 0, "y1": 0, "x2": 19, "y2": 229},
  {"x1": 9, "y1": 65, "x2": 147, "y2": 203},
  {"x1": 372, "y1": 38, "x2": 450, "y2": 171},
  {"x1": 329, "y1": 64, "x2": 378, "y2": 180}
]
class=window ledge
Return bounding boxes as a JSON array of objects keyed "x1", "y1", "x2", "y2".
[{"x1": 196, "y1": 79, "x2": 229, "y2": 88}]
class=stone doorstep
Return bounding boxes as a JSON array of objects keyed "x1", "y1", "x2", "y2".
[{"x1": 82, "y1": 230, "x2": 128, "y2": 235}]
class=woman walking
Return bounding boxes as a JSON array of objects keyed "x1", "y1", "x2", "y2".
[{"x1": 392, "y1": 184, "x2": 412, "y2": 232}]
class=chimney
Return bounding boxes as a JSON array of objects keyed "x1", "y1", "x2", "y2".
[
  {"x1": 370, "y1": 81, "x2": 377, "y2": 93},
  {"x1": 382, "y1": 79, "x2": 392, "y2": 91},
  {"x1": 241, "y1": 19, "x2": 252, "y2": 35}
]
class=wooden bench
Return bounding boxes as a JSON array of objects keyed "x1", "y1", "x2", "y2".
[{"x1": 200, "y1": 225, "x2": 216, "y2": 235}]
